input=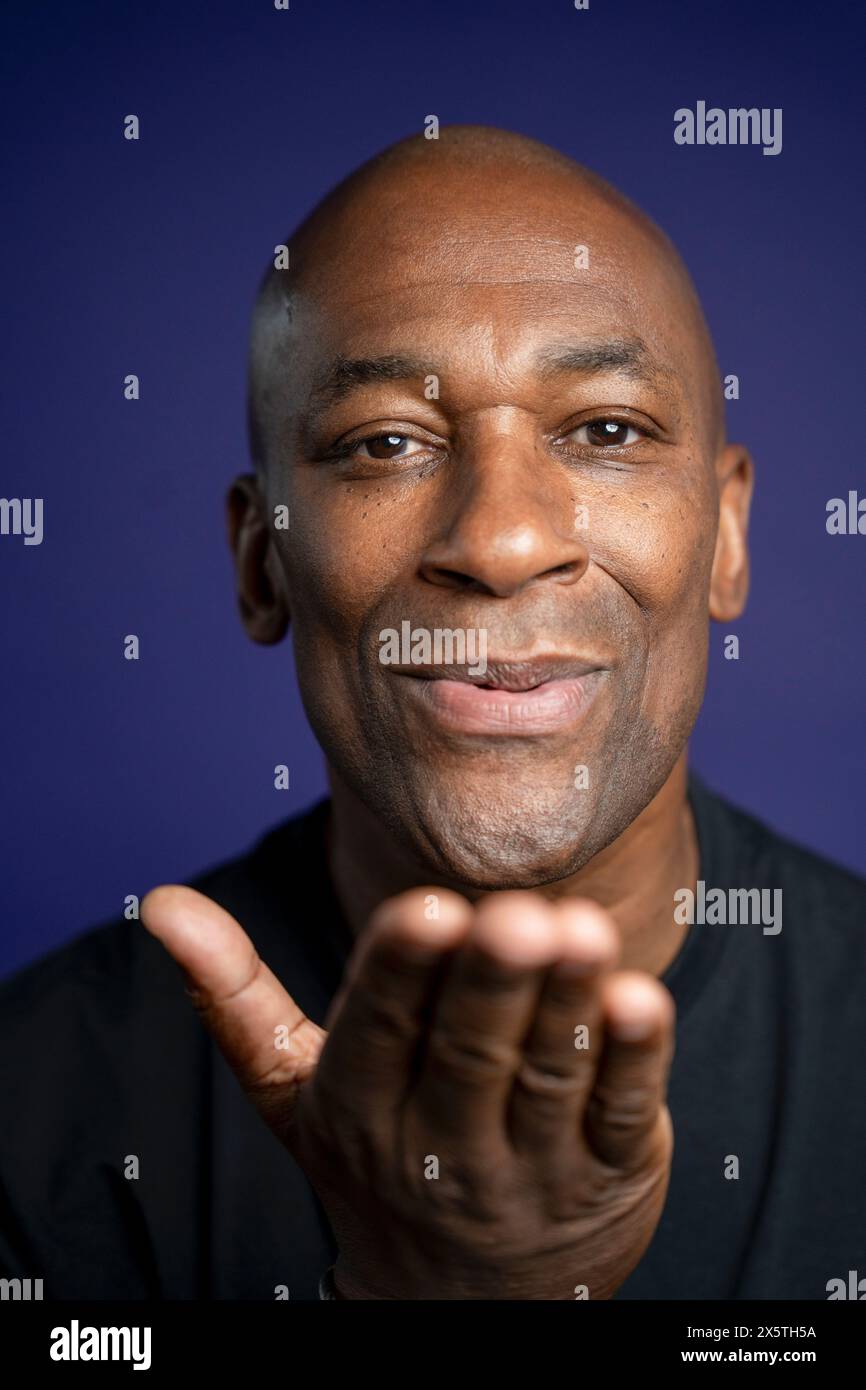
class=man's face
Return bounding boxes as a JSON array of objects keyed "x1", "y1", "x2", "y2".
[{"x1": 253, "y1": 160, "x2": 728, "y2": 887}]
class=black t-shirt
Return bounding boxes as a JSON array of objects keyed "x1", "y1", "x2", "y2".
[{"x1": 1, "y1": 776, "x2": 864, "y2": 1300}]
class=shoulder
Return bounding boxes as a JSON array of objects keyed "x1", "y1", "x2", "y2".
[
  {"x1": 0, "y1": 804, "x2": 332, "y2": 1279},
  {"x1": 0, "y1": 801, "x2": 330, "y2": 1070},
  {"x1": 690, "y1": 777, "x2": 866, "y2": 1001},
  {"x1": 702, "y1": 781, "x2": 866, "y2": 916}
]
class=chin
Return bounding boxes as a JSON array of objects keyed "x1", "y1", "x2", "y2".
[{"x1": 396, "y1": 781, "x2": 611, "y2": 891}]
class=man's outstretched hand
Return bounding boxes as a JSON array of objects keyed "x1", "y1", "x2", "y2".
[{"x1": 140, "y1": 885, "x2": 675, "y2": 1300}]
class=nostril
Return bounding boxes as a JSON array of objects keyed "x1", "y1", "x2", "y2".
[
  {"x1": 428, "y1": 566, "x2": 485, "y2": 590},
  {"x1": 544, "y1": 559, "x2": 586, "y2": 583}
]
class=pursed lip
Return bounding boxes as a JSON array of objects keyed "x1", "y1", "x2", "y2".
[
  {"x1": 387, "y1": 655, "x2": 602, "y2": 691},
  {"x1": 389, "y1": 656, "x2": 607, "y2": 735}
]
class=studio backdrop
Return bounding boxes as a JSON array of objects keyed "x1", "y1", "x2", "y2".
[{"x1": 1, "y1": 0, "x2": 863, "y2": 976}]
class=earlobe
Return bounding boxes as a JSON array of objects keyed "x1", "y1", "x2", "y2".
[
  {"x1": 226, "y1": 474, "x2": 290, "y2": 644},
  {"x1": 709, "y1": 444, "x2": 754, "y2": 623}
]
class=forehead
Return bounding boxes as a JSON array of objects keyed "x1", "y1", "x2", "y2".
[{"x1": 285, "y1": 166, "x2": 706, "y2": 414}]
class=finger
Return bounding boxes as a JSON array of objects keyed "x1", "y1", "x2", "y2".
[
  {"x1": 584, "y1": 972, "x2": 675, "y2": 1170},
  {"x1": 413, "y1": 893, "x2": 561, "y2": 1145},
  {"x1": 312, "y1": 888, "x2": 474, "y2": 1126},
  {"x1": 508, "y1": 900, "x2": 620, "y2": 1157},
  {"x1": 140, "y1": 885, "x2": 325, "y2": 1136}
]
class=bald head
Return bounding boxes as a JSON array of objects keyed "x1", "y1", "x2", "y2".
[{"x1": 247, "y1": 125, "x2": 723, "y2": 472}]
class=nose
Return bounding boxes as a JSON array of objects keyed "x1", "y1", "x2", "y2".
[{"x1": 418, "y1": 431, "x2": 589, "y2": 598}]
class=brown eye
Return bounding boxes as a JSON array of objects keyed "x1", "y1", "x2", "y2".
[
  {"x1": 360, "y1": 432, "x2": 415, "y2": 459},
  {"x1": 324, "y1": 430, "x2": 431, "y2": 467},
  {"x1": 574, "y1": 420, "x2": 642, "y2": 447}
]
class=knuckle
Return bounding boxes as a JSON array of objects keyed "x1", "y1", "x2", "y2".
[
  {"x1": 514, "y1": 1057, "x2": 585, "y2": 1101},
  {"x1": 426, "y1": 1027, "x2": 518, "y2": 1082},
  {"x1": 588, "y1": 1081, "x2": 657, "y2": 1130}
]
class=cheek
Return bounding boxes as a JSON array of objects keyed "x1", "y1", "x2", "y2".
[
  {"x1": 590, "y1": 476, "x2": 715, "y2": 721},
  {"x1": 278, "y1": 482, "x2": 409, "y2": 641},
  {"x1": 591, "y1": 471, "x2": 716, "y2": 614}
]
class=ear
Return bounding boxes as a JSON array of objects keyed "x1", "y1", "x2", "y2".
[
  {"x1": 226, "y1": 473, "x2": 290, "y2": 644},
  {"x1": 709, "y1": 443, "x2": 754, "y2": 622}
]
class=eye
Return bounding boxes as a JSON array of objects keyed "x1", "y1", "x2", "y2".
[
  {"x1": 570, "y1": 419, "x2": 644, "y2": 448},
  {"x1": 353, "y1": 432, "x2": 426, "y2": 460}
]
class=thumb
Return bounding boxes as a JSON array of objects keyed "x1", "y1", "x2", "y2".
[{"x1": 141, "y1": 885, "x2": 326, "y2": 1139}]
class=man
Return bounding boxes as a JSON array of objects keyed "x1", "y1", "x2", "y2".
[{"x1": 1, "y1": 126, "x2": 864, "y2": 1300}]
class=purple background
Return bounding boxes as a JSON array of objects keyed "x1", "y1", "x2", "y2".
[{"x1": 1, "y1": 0, "x2": 864, "y2": 978}]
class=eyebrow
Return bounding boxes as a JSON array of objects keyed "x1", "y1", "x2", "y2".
[
  {"x1": 307, "y1": 354, "x2": 430, "y2": 411},
  {"x1": 534, "y1": 337, "x2": 664, "y2": 383},
  {"x1": 305, "y1": 337, "x2": 666, "y2": 413}
]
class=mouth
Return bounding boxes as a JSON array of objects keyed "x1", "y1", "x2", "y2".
[{"x1": 391, "y1": 657, "x2": 607, "y2": 736}]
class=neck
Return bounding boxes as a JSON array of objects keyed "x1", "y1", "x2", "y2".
[{"x1": 326, "y1": 752, "x2": 698, "y2": 979}]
